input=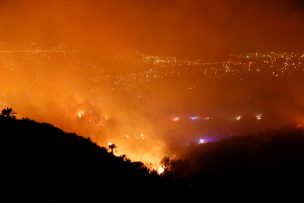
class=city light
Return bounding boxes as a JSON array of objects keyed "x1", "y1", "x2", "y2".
[
  {"x1": 235, "y1": 116, "x2": 242, "y2": 121},
  {"x1": 189, "y1": 116, "x2": 201, "y2": 121},
  {"x1": 256, "y1": 114, "x2": 262, "y2": 120},
  {"x1": 198, "y1": 138, "x2": 207, "y2": 144}
]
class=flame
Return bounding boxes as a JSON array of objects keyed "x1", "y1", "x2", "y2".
[
  {"x1": 0, "y1": 47, "x2": 167, "y2": 171},
  {"x1": 157, "y1": 166, "x2": 165, "y2": 175},
  {"x1": 77, "y1": 111, "x2": 85, "y2": 118}
]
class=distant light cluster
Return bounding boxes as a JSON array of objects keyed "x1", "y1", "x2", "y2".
[
  {"x1": 198, "y1": 138, "x2": 207, "y2": 144},
  {"x1": 189, "y1": 116, "x2": 201, "y2": 121},
  {"x1": 256, "y1": 114, "x2": 263, "y2": 120},
  {"x1": 97, "y1": 52, "x2": 304, "y2": 93},
  {"x1": 170, "y1": 113, "x2": 263, "y2": 123},
  {"x1": 2, "y1": 48, "x2": 303, "y2": 95},
  {"x1": 1, "y1": 46, "x2": 303, "y2": 169}
]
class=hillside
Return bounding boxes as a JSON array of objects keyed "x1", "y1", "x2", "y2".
[
  {"x1": 171, "y1": 128, "x2": 304, "y2": 193},
  {"x1": 2, "y1": 112, "x2": 304, "y2": 199},
  {"x1": 0, "y1": 116, "x2": 172, "y2": 200}
]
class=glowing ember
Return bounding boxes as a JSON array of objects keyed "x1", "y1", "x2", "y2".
[
  {"x1": 172, "y1": 117, "x2": 180, "y2": 122},
  {"x1": 77, "y1": 111, "x2": 85, "y2": 119},
  {"x1": 235, "y1": 116, "x2": 242, "y2": 121},
  {"x1": 157, "y1": 166, "x2": 165, "y2": 174}
]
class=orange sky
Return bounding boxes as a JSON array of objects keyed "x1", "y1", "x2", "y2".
[{"x1": 0, "y1": 0, "x2": 303, "y2": 56}]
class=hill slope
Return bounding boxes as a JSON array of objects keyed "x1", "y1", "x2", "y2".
[
  {"x1": 3, "y1": 116, "x2": 304, "y2": 199},
  {"x1": 171, "y1": 128, "x2": 304, "y2": 192},
  {"x1": 0, "y1": 118, "x2": 168, "y2": 199}
]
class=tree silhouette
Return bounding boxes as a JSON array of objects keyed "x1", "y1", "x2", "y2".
[
  {"x1": 161, "y1": 156, "x2": 172, "y2": 173},
  {"x1": 0, "y1": 107, "x2": 16, "y2": 119},
  {"x1": 0, "y1": 117, "x2": 165, "y2": 198},
  {"x1": 108, "y1": 143, "x2": 117, "y2": 154}
]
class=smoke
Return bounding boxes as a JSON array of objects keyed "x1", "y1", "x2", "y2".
[
  {"x1": 0, "y1": 0, "x2": 303, "y2": 167},
  {"x1": 0, "y1": 0, "x2": 303, "y2": 55}
]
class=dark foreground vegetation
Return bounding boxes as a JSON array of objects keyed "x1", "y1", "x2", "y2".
[
  {"x1": 0, "y1": 109, "x2": 175, "y2": 200},
  {"x1": 171, "y1": 128, "x2": 304, "y2": 190},
  {"x1": 1, "y1": 108, "x2": 304, "y2": 200}
]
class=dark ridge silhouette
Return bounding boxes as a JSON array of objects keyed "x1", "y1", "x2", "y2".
[
  {"x1": 0, "y1": 114, "x2": 179, "y2": 200},
  {"x1": 170, "y1": 128, "x2": 304, "y2": 194},
  {"x1": 2, "y1": 108, "x2": 304, "y2": 200}
]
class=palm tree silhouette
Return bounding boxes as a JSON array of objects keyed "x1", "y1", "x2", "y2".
[
  {"x1": 0, "y1": 107, "x2": 16, "y2": 119},
  {"x1": 108, "y1": 143, "x2": 117, "y2": 155}
]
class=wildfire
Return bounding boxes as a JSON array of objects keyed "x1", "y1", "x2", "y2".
[
  {"x1": 157, "y1": 166, "x2": 165, "y2": 174},
  {"x1": 77, "y1": 111, "x2": 85, "y2": 118}
]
